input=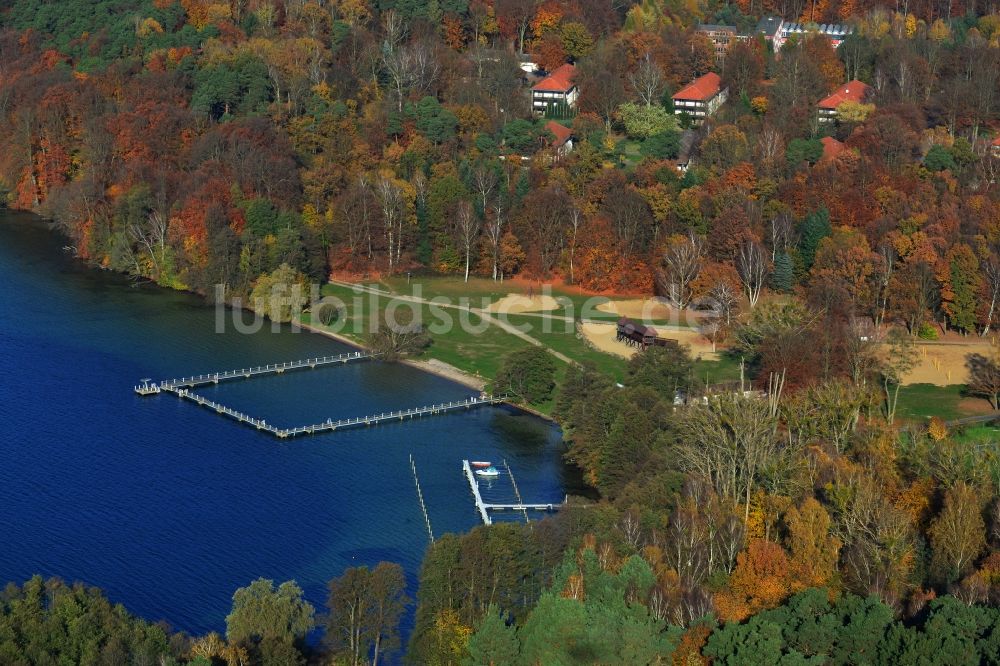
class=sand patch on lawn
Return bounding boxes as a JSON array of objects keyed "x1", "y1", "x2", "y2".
[
  {"x1": 580, "y1": 322, "x2": 637, "y2": 359},
  {"x1": 580, "y1": 322, "x2": 721, "y2": 361},
  {"x1": 484, "y1": 293, "x2": 560, "y2": 314},
  {"x1": 900, "y1": 340, "x2": 995, "y2": 385},
  {"x1": 596, "y1": 298, "x2": 674, "y2": 320},
  {"x1": 956, "y1": 397, "x2": 996, "y2": 416},
  {"x1": 596, "y1": 298, "x2": 707, "y2": 325}
]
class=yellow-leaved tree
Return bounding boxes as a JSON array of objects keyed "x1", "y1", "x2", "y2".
[{"x1": 785, "y1": 497, "x2": 842, "y2": 593}]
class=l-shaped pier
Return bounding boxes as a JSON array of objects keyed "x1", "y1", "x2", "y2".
[
  {"x1": 135, "y1": 353, "x2": 507, "y2": 438},
  {"x1": 461, "y1": 460, "x2": 562, "y2": 525}
]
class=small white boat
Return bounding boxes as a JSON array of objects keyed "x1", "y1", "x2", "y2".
[
  {"x1": 475, "y1": 466, "x2": 500, "y2": 478},
  {"x1": 471, "y1": 461, "x2": 492, "y2": 468}
]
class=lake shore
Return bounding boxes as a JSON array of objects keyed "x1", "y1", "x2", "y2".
[
  {"x1": 296, "y1": 319, "x2": 564, "y2": 422},
  {"x1": 296, "y1": 319, "x2": 488, "y2": 391}
]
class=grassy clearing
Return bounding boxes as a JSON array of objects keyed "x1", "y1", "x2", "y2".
[
  {"x1": 952, "y1": 423, "x2": 1000, "y2": 443},
  {"x1": 311, "y1": 282, "x2": 534, "y2": 379},
  {"x1": 693, "y1": 353, "x2": 745, "y2": 387},
  {"x1": 895, "y1": 384, "x2": 973, "y2": 422},
  {"x1": 615, "y1": 138, "x2": 644, "y2": 169},
  {"x1": 316, "y1": 280, "x2": 983, "y2": 423},
  {"x1": 315, "y1": 280, "x2": 736, "y2": 387},
  {"x1": 379, "y1": 275, "x2": 695, "y2": 327},
  {"x1": 505, "y1": 314, "x2": 627, "y2": 382},
  {"x1": 381, "y1": 275, "x2": 616, "y2": 318}
]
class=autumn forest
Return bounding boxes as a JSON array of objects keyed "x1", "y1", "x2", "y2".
[{"x1": 5, "y1": 0, "x2": 1000, "y2": 663}]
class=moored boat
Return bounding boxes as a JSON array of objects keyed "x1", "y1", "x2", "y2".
[
  {"x1": 475, "y1": 466, "x2": 500, "y2": 478},
  {"x1": 471, "y1": 461, "x2": 492, "y2": 468}
]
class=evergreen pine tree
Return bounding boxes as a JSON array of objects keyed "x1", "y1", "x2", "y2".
[
  {"x1": 467, "y1": 607, "x2": 520, "y2": 664},
  {"x1": 771, "y1": 252, "x2": 794, "y2": 292},
  {"x1": 797, "y1": 208, "x2": 831, "y2": 275},
  {"x1": 514, "y1": 171, "x2": 531, "y2": 206}
]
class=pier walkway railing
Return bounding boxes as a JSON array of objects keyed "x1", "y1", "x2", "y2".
[
  {"x1": 277, "y1": 395, "x2": 506, "y2": 438},
  {"x1": 135, "y1": 351, "x2": 373, "y2": 393},
  {"x1": 163, "y1": 387, "x2": 505, "y2": 438},
  {"x1": 135, "y1": 353, "x2": 508, "y2": 438}
]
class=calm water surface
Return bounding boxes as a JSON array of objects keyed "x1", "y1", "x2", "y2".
[{"x1": 0, "y1": 210, "x2": 578, "y2": 640}]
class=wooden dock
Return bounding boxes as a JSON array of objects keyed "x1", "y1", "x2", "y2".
[
  {"x1": 134, "y1": 351, "x2": 373, "y2": 393},
  {"x1": 462, "y1": 459, "x2": 562, "y2": 525}
]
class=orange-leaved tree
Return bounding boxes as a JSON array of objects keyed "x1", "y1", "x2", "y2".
[{"x1": 714, "y1": 539, "x2": 792, "y2": 622}]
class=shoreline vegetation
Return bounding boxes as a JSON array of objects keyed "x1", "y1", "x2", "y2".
[{"x1": 7, "y1": 0, "x2": 1000, "y2": 661}]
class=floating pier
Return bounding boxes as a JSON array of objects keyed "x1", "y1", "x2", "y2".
[
  {"x1": 135, "y1": 353, "x2": 507, "y2": 439},
  {"x1": 462, "y1": 460, "x2": 562, "y2": 526},
  {"x1": 135, "y1": 351, "x2": 373, "y2": 393},
  {"x1": 165, "y1": 387, "x2": 504, "y2": 438}
]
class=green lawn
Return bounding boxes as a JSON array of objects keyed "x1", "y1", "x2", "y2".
[
  {"x1": 309, "y1": 283, "x2": 534, "y2": 379},
  {"x1": 505, "y1": 314, "x2": 628, "y2": 382},
  {"x1": 952, "y1": 423, "x2": 1000, "y2": 444},
  {"x1": 381, "y1": 274, "x2": 616, "y2": 317},
  {"x1": 615, "y1": 138, "x2": 644, "y2": 168},
  {"x1": 312, "y1": 278, "x2": 999, "y2": 426},
  {"x1": 895, "y1": 384, "x2": 978, "y2": 422},
  {"x1": 381, "y1": 275, "x2": 511, "y2": 304},
  {"x1": 308, "y1": 280, "x2": 737, "y2": 415},
  {"x1": 693, "y1": 353, "x2": 746, "y2": 388},
  {"x1": 378, "y1": 275, "x2": 696, "y2": 327}
]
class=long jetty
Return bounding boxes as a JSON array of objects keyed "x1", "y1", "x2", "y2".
[
  {"x1": 462, "y1": 459, "x2": 562, "y2": 526},
  {"x1": 135, "y1": 351, "x2": 372, "y2": 394},
  {"x1": 136, "y1": 352, "x2": 508, "y2": 438},
  {"x1": 167, "y1": 388, "x2": 504, "y2": 438}
]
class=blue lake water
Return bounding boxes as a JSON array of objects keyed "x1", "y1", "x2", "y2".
[{"x1": 0, "y1": 210, "x2": 578, "y2": 641}]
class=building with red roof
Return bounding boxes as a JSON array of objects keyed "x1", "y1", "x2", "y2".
[
  {"x1": 544, "y1": 121, "x2": 574, "y2": 159},
  {"x1": 992, "y1": 136, "x2": 1000, "y2": 158},
  {"x1": 531, "y1": 63, "x2": 578, "y2": 115},
  {"x1": 820, "y1": 136, "x2": 845, "y2": 162},
  {"x1": 818, "y1": 80, "x2": 873, "y2": 122},
  {"x1": 672, "y1": 72, "x2": 728, "y2": 125}
]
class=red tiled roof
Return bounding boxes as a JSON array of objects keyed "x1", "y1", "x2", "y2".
[
  {"x1": 672, "y1": 72, "x2": 723, "y2": 102},
  {"x1": 818, "y1": 80, "x2": 872, "y2": 110},
  {"x1": 992, "y1": 137, "x2": 1000, "y2": 147},
  {"x1": 532, "y1": 63, "x2": 576, "y2": 92},
  {"x1": 820, "y1": 136, "x2": 845, "y2": 161},
  {"x1": 545, "y1": 121, "x2": 573, "y2": 147}
]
